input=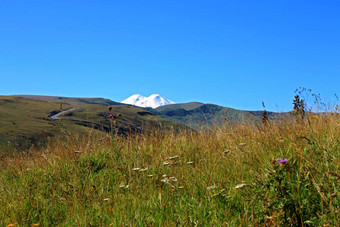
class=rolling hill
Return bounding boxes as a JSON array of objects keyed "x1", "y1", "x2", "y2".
[
  {"x1": 0, "y1": 95, "x2": 281, "y2": 151},
  {"x1": 0, "y1": 95, "x2": 183, "y2": 151},
  {"x1": 151, "y1": 102, "x2": 279, "y2": 130}
]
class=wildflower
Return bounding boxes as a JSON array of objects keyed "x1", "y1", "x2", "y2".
[
  {"x1": 103, "y1": 198, "x2": 109, "y2": 201},
  {"x1": 312, "y1": 115, "x2": 319, "y2": 119},
  {"x1": 132, "y1": 168, "x2": 141, "y2": 171},
  {"x1": 108, "y1": 106, "x2": 112, "y2": 111},
  {"x1": 235, "y1": 183, "x2": 247, "y2": 189},
  {"x1": 335, "y1": 105, "x2": 338, "y2": 110},
  {"x1": 161, "y1": 175, "x2": 178, "y2": 184},
  {"x1": 294, "y1": 109, "x2": 298, "y2": 113},
  {"x1": 239, "y1": 143, "x2": 246, "y2": 146},
  {"x1": 167, "y1": 155, "x2": 179, "y2": 160},
  {"x1": 207, "y1": 185, "x2": 217, "y2": 190},
  {"x1": 119, "y1": 185, "x2": 129, "y2": 189},
  {"x1": 109, "y1": 114, "x2": 113, "y2": 118},
  {"x1": 147, "y1": 174, "x2": 153, "y2": 177},
  {"x1": 139, "y1": 167, "x2": 148, "y2": 172},
  {"x1": 32, "y1": 224, "x2": 40, "y2": 226},
  {"x1": 169, "y1": 176, "x2": 178, "y2": 182},
  {"x1": 163, "y1": 162, "x2": 171, "y2": 166},
  {"x1": 276, "y1": 158, "x2": 288, "y2": 164},
  {"x1": 187, "y1": 161, "x2": 194, "y2": 165},
  {"x1": 161, "y1": 178, "x2": 175, "y2": 188},
  {"x1": 161, "y1": 178, "x2": 170, "y2": 183}
]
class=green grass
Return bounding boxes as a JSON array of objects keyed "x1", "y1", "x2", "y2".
[{"x1": 0, "y1": 111, "x2": 339, "y2": 226}]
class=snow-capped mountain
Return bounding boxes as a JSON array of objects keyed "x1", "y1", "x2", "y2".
[{"x1": 121, "y1": 94, "x2": 175, "y2": 109}]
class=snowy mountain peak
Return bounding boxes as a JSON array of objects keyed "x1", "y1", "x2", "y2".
[{"x1": 121, "y1": 94, "x2": 175, "y2": 108}]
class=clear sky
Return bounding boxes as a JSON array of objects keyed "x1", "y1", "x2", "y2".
[{"x1": 1, "y1": 0, "x2": 339, "y2": 111}]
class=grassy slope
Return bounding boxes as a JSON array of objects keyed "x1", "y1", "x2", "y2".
[
  {"x1": 155, "y1": 102, "x2": 205, "y2": 111},
  {"x1": 153, "y1": 102, "x2": 278, "y2": 130},
  {"x1": 0, "y1": 112, "x2": 338, "y2": 226},
  {"x1": 0, "y1": 96, "x2": 182, "y2": 151},
  {"x1": 0, "y1": 96, "x2": 68, "y2": 148},
  {"x1": 16, "y1": 95, "x2": 123, "y2": 106},
  {"x1": 60, "y1": 104, "x2": 182, "y2": 134}
]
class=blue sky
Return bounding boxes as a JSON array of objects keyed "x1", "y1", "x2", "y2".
[{"x1": 1, "y1": 0, "x2": 339, "y2": 111}]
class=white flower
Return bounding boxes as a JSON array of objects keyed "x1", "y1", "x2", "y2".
[
  {"x1": 161, "y1": 178, "x2": 170, "y2": 183},
  {"x1": 169, "y1": 176, "x2": 178, "y2": 182},
  {"x1": 207, "y1": 185, "x2": 217, "y2": 190},
  {"x1": 167, "y1": 156, "x2": 179, "y2": 160},
  {"x1": 235, "y1": 183, "x2": 247, "y2": 189},
  {"x1": 139, "y1": 167, "x2": 148, "y2": 172}
]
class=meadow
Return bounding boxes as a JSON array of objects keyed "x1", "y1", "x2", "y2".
[{"x1": 0, "y1": 109, "x2": 339, "y2": 226}]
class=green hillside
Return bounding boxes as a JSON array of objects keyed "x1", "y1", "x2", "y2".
[
  {"x1": 153, "y1": 102, "x2": 278, "y2": 130},
  {"x1": 0, "y1": 96, "x2": 182, "y2": 151},
  {"x1": 16, "y1": 95, "x2": 123, "y2": 106},
  {"x1": 155, "y1": 102, "x2": 205, "y2": 111},
  {"x1": 0, "y1": 95, "x2": 280, "y2": 150}
]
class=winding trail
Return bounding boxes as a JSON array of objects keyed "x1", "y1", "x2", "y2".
[{"x1": 50, "y1": 108, "x2": 80, "y2": 119}]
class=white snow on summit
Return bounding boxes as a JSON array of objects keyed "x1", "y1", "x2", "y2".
[{"x1": 121, "y1": 94, "x2": 175, "y2": 108}]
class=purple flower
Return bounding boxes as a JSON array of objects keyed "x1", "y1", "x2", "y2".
[{"x1": 276, "y1": 158, "x2": 288, "y2": 164}]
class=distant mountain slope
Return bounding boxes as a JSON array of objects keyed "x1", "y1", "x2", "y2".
[
  {"x1": 121, "y1": 94, "x2": 174, "y2": 108},
  {"x1": 17, "y1": 95, "x2": 122, "y2": 106},
  {"x1": 155, "y1": 102, "x2": 204, "y2": 112},
  {"x1": 0, "y1": 96, "x2": 184, "y2": 151},
  {"x1": 152, "y1": 102, "x2": 278, "y2": 130}
]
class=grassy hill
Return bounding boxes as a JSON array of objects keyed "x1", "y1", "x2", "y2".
[
  {"x1": 16, "y1": 95, "x2": 123, "y2": 106},
  {"x1": 152, "y1": 102, "x2": 279, "y2": 130},
  {"x1": 0, "y1": 95, "x2": 183, "y2": 151}
]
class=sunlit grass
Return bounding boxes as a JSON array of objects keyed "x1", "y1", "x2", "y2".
[{"x1": 0, "y1": 112, "x2": 339, "y2": 226}]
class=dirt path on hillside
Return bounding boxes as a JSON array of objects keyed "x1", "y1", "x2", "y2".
[{"x1": 50, "y1": 108, "x2": 80, "y2": 119}]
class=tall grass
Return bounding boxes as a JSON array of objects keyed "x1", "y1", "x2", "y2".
[{"x1": 0, "y1": 112, "x2": 339, "y2": 226}]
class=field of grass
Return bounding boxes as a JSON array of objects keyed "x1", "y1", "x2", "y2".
[{"x1": 0, "y1": 111, "x2": 339, "y2": 226}]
